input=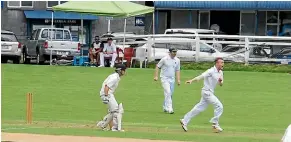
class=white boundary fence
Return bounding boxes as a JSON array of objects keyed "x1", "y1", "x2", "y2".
[{"x1": 106, "y1": 34, "x2": 291, "y2": 65}]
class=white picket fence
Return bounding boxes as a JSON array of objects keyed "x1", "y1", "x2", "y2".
[{"x1": 103, "y1": 34, "x2": 291, "y2": 65}]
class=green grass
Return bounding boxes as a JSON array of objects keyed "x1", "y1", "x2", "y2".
[{"x1": 2, "y1": 64, "x2": 291, "y2": 142}]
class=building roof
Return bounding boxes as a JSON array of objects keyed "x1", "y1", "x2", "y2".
[{"x1": 154, "y1": 1, "x2": 291, "y2": 10}]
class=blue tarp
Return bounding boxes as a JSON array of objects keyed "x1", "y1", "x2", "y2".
[
  {"x1": 154, "y1": 1, "x2": 291, "y2": 10},
  {"x1": 24, "y1": 10, "x2": 98, "y2": 20}
]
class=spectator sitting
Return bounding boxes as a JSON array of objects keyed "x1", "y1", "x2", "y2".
[
  {"x1": 98, "y1": 38, "x2": 117, "y2": 68},
  {"x1": 89, "y1": 36, "x2": 103, "y2": 65}
]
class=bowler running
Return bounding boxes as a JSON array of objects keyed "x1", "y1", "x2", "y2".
[
  {"x1": 96, "y1": 64, "x2": 127, "y2": 132},
  {"x1": 180, "y1": 57, "x2": 225, "y2": 133},
  {"x1": 154, "y1": 48, "x2": 181, "y2": 114}
]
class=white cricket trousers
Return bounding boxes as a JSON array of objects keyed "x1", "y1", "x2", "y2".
[
  {"x1": 182, "y1": 90, "x2": 223, "y2": 125},
  {"x1": 282, "y1": 124, "x2": 291, "y2": 142},
  {"x1": 161, "y1": 77, "x2": 175, "y2": 112},
  {"x1": 99, "y1": 53, "x2": 117, "y2": 67},
  {"x1": 101, "y1": 94, "x2": 118, "y2": 112},
  {"x1": 100, "y1": 94, "x2": 121, "y2": 130}
]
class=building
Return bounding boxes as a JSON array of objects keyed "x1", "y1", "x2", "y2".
[
  {"x1": 1, "y1": 1, "x2": 146, "y2": 46},
  {"x1": 152, "y1": 1, "x2": 291, "y2": 36}
]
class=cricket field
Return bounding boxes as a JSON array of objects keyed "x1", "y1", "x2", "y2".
[{"x1": 1, "y1": 64, "x2": 290, "y2": 142}]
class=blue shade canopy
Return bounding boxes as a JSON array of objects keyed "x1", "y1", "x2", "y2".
[{"x1": 24, "y1": 10, "x2": 98, "y2": 20}]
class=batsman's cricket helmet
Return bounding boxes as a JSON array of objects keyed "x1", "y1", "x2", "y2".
[
  {"x1": 169, "y1": 47, "x2": 178, "y2": 52},
  {"x1": 115, "y1": 64, "x2": 127, "y2": 71}
]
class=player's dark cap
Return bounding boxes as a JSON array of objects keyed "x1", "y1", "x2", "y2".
[
  {"x1": 107, "y1": 37, "x2": 113, "y2": 41},
  {"x1": 115, "y1": 64, "x2": 127, "y2": 71},
  {"x1": 169, "y1": 47, "x2": 178, "y2": 52}
]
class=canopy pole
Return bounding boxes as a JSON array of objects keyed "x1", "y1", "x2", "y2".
[
  {"x1": 122, "y1": 18, "x2": 126, "y2": 64},
  {"x1": 152, "y1": 11, "x2": 155, "y2": 35},
  {"x1": 108, "y1": 19, "x2": 111, "y2": 32},
  {"x1": 81, "y1": 14, "x2": 84, "y2": 57},
  {"x1": 51, "y1": 11, "x2": 54, "y2": 42},
  {"x1": 50, "y1": 11, "x2": 54, "y2": 65},
  {"x1": 152, "y1": 11, "x2": 155, "y2": 60}
]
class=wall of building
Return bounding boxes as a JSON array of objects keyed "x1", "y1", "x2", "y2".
[
  {"x1": 153, "y1": 10, "x2": 199, "y2": 34},
  {"x1": 154, "y1": 9, "x2": 291, "y2": 36},
  {"x1": 1, "y1": 1, "x2": 147, "y2": 43},
  {"x1": 257, "y1": 11, "x2": 267, "y2": 36},
  {"x1": 170, "y1": 10, "x2": 198, "y2": 29},
  {"x1": 1, "y1": 2, "x2": 28, "y2": 42}
]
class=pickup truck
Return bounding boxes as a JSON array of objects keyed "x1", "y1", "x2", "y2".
[{"x1": 23, "y1": 28, "x2": 80, "y2": 64}]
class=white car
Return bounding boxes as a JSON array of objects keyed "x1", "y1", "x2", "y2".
[
  {"x1": 164, "y1": 28, "x2": 216, "y2": 35},
  {"x1": 136, "y1": 37, "x2": 244, "y2": 62},
  {"x1": 1, "y1": 30, "x2": 23, "y2": 64}
]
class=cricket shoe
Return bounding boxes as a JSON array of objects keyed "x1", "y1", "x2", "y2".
[
  {"x1": 111, "y1": 129, "x2": 125, "y2": 132},
  {"x1": 163, "y1": 109, "x2": 174, "y2": 114},
  {"x1": 180, "y1": 119, "x2": 188, "y2": 132},
  {"x1": 168, "y1": 111, "x2": 174, "y2": 114},
  {"x1": 212, "y1": 124, "x2": 223, "y2": 133}
]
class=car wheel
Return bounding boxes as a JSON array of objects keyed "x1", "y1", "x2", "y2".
[
  {"x1": 36, "y1": 53, "x2": 45, "y2": 65},
  {"x1": 13, "y1": 57, "x2": 20, "y2": 64},
  {"x1": 13, "y1": 53, "x2": 24, "y2": 64},
  {"x1": 23, "y1": 49, "x2": 31, "y2": 64}
]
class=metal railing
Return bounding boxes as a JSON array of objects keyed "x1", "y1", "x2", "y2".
[{"x1": 109, "y1": 34, "x2": 291, "y2": 65}]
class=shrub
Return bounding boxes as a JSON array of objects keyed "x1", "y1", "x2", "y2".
[{"x1": 143, "y1": 62, "x2": 291, "y2": 73}]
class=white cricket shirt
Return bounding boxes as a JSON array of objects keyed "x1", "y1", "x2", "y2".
[
  {"x1": 103, "y1": 43, "x2": 117, "y2": 53},
  {"x1": 100, "y1": 73, "x2": 120, "y2": 96},
  {"x1": 93, "y1": 42, "x2": 101, "y2": 49},
  {"x1": 198, "y1": 66, "x2": 224, "y2": 93},
  {"x1": 157, "y1": 55, "x2": 180, "y2": 78}
]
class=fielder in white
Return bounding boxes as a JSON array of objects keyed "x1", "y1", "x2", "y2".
[
  {"x1": 96, "y1": 64, "x2": 127, "y2": 132},
  {"x1": 154, "y1": 48, "x2": 181, "y2": 114},
  {"x1": 281, "y1": 124, "x2": 291, "y2": 142},
  {"x1": 180, "y1": 57, "x2": 224, "y2": 133}
]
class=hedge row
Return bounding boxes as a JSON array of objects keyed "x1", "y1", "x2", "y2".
[{"x1": 143, "y1": 62, "x2": 291, "y2": 73}]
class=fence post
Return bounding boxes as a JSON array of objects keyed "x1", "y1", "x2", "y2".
[
  {"x1": 244, "y1": 37, "x2": 250, "y2": 65},
  {"x1": 147, "y1": 37, "x2": 153, "y2": 62},
  {"x1": 195, "y1": 36, "x2": 200, "y2": 62}
]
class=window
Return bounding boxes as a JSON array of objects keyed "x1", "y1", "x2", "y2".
[
  {"x1": 1, "y1": 33, "x2": 18, "y2": 42},
  {"x1": 200, "y1": 43, "x2": 214, "y2": 53},
  {"x1": 30, "y1": 30, "x2": 38, "y2": 40},
  {"x1": 41, "y1": 29, "x2": 68, "y2": 40},
  {"x1": 47, "y1": 1, "x2": 67, "y2": 8},
  {"x1": 8, "y1": 1, "x2": 33, "y2": 8},
  {"x1": 153, "y1": 43, "x2": 167, "y2": 49},
  {"x1": 41, "y1": 29, "x2": 49, "y2": 39},
  {"x1": 55, "y1": 30, "x2": 63, "y2": 40},
  {"x1": 199, "y1": 11, "x2": 210, "y2": 29},
  {"x1": 221, "y1": 46, "x2": 244, "y2": 52},
  {"x1": 153, "y1": 43, "x2": 192, "y2": 50},
  {"x1": 281, "y1": 49, "x2": 291, "y2": 56},
  {"x1": 266, "y1": 11, "x2": 280, "y2": 36},
  {"x1": 64, "y1": 31, "x2": 71, "y2": 40}
]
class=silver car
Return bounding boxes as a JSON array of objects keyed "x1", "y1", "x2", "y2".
[{"x1": 1, "y1": 30, "x2": 23, "y2": 64}]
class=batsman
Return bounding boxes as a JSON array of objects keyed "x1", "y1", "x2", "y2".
[{"x1": 96, "y1": 64, "x2": 127, "y2": 132}]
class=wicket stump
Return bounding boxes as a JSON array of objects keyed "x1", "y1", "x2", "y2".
[{"x1": 26, "y1": 93, "x2": 33, "y2": 124}]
